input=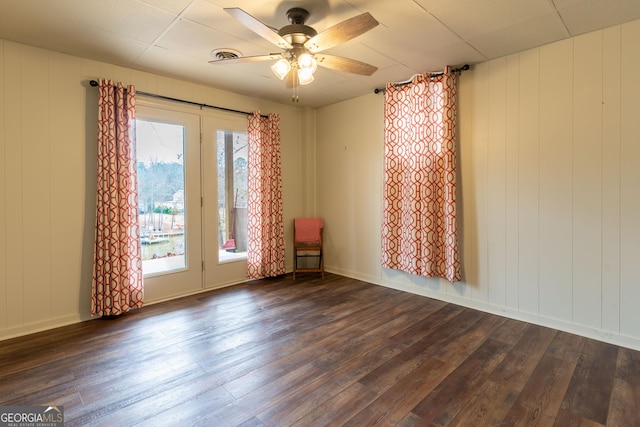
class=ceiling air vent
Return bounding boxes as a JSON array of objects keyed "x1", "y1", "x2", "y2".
[{"x1": 211, "y1": 49, "x2": 242, "y2": 60}]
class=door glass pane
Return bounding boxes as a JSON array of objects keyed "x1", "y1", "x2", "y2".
[
  {"x1": 136, "y1": 119, "x2": 186, "y2": 274},
  {"x1": 217, "y1": 130, "x2": 248, "y2": 262}
]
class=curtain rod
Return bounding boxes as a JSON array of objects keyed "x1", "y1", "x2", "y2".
[
  {"x1": 89, "y1": 80, "x2": 268, "y2": 119},
  {"x1": 373, "y1": 64, "x2": 470, "y2": 94}
]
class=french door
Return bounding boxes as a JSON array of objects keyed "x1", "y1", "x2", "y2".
[
  {"x1": 201, "y1": 114, "x2": 249, "y2": 288},
  {"x1": 136, "y1": 102, "x2": 202, "y2": 302}
]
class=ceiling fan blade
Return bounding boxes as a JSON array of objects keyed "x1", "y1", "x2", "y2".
[
  {"x1": 224, "y1": 8, "x2": 292, "y2": 49},
  {"x1": 305, "y1": 12, "x2": 378, "y2": 53},
  {"x1": 315, "y1": 54, "x2": 378, "y2": 76},
  {"x1": 209, "y1": 54, "x2": 281, "y2": 65}
]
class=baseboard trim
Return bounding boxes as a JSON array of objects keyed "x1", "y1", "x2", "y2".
[
  {"x1": 326, "y1": 266, "x2": 640, "y2": 352},
  {"x1": 0, "y1": 280, "x2": 248, "y2": 342},
  {"x1": 0, "y1": 314, "x2": 88, "y2": 342}
]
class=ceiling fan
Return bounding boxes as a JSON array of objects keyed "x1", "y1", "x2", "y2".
[{"x1": 210, "y1": 7, "x2": 379, "y2": 99}]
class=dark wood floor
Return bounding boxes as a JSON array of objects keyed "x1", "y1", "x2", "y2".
[{"x1": 1, "y1": 273, "x2": 639, "y2": 426}]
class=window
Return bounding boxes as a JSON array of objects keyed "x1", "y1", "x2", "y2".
[
  {"x1": 136, "y1": 119, "x2": 186, "y2": 274},
  {"x1": 217, "y1": 130, "x2": 248, "y2": 262}
]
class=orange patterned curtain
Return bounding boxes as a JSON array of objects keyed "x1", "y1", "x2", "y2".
[
  {"x1": 246, "y1": 112, "x2": 285, "y2": 279},
  {"x1": 381, "y1": 67, "x2": 461, "y2": 282},
  {"x1": 92, "y1": 79, "x2": 144, "y2": 316}
]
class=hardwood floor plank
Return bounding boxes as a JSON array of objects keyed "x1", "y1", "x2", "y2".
[
  {"x1": 290, "y1": 382, "x2": 380, "y2": 427},
  {"x1": 448, "y1": 379, "x2": 519, "y2": 426},
  {"x1": 66, "y1": 366, "x2": 206, "y2": 426},
  {"x1": 343, "y1": 307, "x2": 501, "y2": 426},
  {"x1": 255, "y1": 300, "x2": 453, "y2": 425},
  {"x1": 344, "y1": 357, "x2": 446, "y2": 426},
  {"x1": 396, "y1": 411, "x2": 423, "y2": 426},
  {"x1": 430, "y1": 312, "x2": 507, "y2": 368},
  {"x1": 554, "y1": 408, "x2": 605, "y2": 427},
  {"x1": 490, "y1": 317, "x2": 531, "y2": 345},
  {"x1": 177, "y1": 281, "x2": 391, "y2": 385},
  {"x1": 357, "y1": 303, "x2": 467, "y2": 393},
  {"x1": 384, "y1": 302, "x2": 463, "y2": 348},
  {"x1": 1, "y1": 273, "x2": 639, "y2": 426},
  {"x1": 0, "y1": 362, "x2": 76, "y2": 404},
  {"x1": 544, "y1": 330, "x2": 586, "y2": 364},
  {"x1": 177, "y1": 308, "x2": 369, "y2": 390},
  {"x1": 95, "y1": 381, "x2": 235, "y2": 427},
  {"x1": 501, "y1": 354, "x2": 576, "y2": 425},
  {"x1": 255, "y1": 340, "x2": 404, "y2": 425},
  {"x1": 221, "y1": 287, "x2": 431, "y2": 399},
  {"x1": 236, "y1": 417, "x2": 266, "y2": 427},
  {"x1": 288, "y1": 305, "x2": 465, "y2": 426},
  {"x1": 606, "y1": 347, "x2": 640, "y2": 426},
  {"x1": 351, "y1": 312, "x2": 512, "y2": 425},
  {"x1": 561, "y1": 339, "x2": 618, "y2": 424},
  {"x1": 489, "y1": 323, "x2": 558, "y2": 392},
  {"x1": 410, "y1": 337, "x2": 512, "y2": 425}
]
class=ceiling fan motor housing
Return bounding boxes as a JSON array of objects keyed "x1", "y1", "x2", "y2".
[
  {"x1": 286, "y1": 8, "x2": 310, "y2": 24},
  {"x1": 279, "y1": 8, "x2": 317, "y2": 45}
]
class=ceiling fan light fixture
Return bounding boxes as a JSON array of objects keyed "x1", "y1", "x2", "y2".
[
  {"x1": 271, "y1": 58, "x2": 291, "y2": 80},
  {"x1": 297, "y1": 52, "x2": 317, "y2": 72},
  {"x1": 298, "y1": 68, "x2": 315, "y2": 85}
]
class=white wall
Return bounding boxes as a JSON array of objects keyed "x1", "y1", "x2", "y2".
[
  {"x1": 316, "y1": 19, "x2": 640, "y2": 350},
  {"x1": 0, "y1": 40, "x2": 306, "y2": 340}
]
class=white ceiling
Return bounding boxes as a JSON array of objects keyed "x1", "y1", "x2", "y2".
[{"x1": 1, "y1": 0, "x2": 639, "y2": 108}]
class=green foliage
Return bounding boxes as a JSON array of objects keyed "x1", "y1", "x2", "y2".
[{"x1": 137, "y1": 160, "x2": 183, "y2": 212}]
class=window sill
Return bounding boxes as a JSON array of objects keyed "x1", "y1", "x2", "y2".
[{"x1": 219, "y1": 250, "x2": 247, "y2": 264}]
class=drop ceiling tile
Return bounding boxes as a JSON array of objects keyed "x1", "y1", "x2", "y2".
[
  {"x1": 301, "y1": 78, "x2": 376, "y2": 108},
  {"x1": 0, "y1": 1, "x2": 70, "y2": 45},
  {"x1": 555, "y1": 0, "x2": 640, "y2": 36},
  {"x1": 71, "y1": 30, "x2": 151, "y2": 67},
  {"x1": 344, "y1": 0, "x2": 433, "y2": 28},
  {"x1": 394, "y1": 42, "x2": 486, "y2": 72},
  {"x1": 469, "y1": 12, "x2": 570, "y2": 59},
  {"x1": 135, "y1": 45, "x2": 269, "y2": 91},
  {"x1": 65, "y1": 0, "x2": 178, "y2": 44},
  {"x1": 216, "y1": 59, "x2": 282, "y2": 81},
  {"x1": 414, "y1": 0, "x2": 556, "y2": 38},
  {"x1": 363, "y1": 13, "x2": 463, "y2": 65},
  {"x1": 183, "y1": 0, "x2": 242, "y2": 30},
  {"x1": 0, "y1": 2, "x2": 150, "y2": 69},
  {"x1": 0, "y1": 0, "x2": 168, "y2": 49},
  {"x1": 136, "y1": 0, "x2": 194, "y2": 15},
  {"x1": 184, "y1": 0, "x2": 271, "y2": 42},
  {"x1": 186, "y1": 0, "x2": 316, "y2": 54},
  {"x1": 367, "y1": 63, "x2": 423, "y2": 88},
  {"x1": 324, "y1": 41, "x2": 398, "y2": 71},
  {"x1": 197, "y1": 0, "x2": 353, "y2": 29},
  {"x1": 314, "y1": 64, "x2": 353, "y2": 85},
  {"x1": 155, "y1": 18, "x2": 265, "y2": 61},
  {"x1": 553, "y1": 0, "x2": 583, "y2": 5}
]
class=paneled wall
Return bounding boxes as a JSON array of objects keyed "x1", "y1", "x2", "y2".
[
  {"x1": 316, "y1": 19, "x2": 640, "y2": 349},
  {"x1": 0, "y1": 40, "x2": 305, "y2": 340}
]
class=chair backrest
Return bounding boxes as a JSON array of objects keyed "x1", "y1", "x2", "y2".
[{"x1": 294, "y1": 218, "x2": 323, "y2": 244}]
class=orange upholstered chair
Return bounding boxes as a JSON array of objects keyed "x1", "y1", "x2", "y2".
[{"x1": 293, "y1": 218, "x2": 324, "y2": 280}]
